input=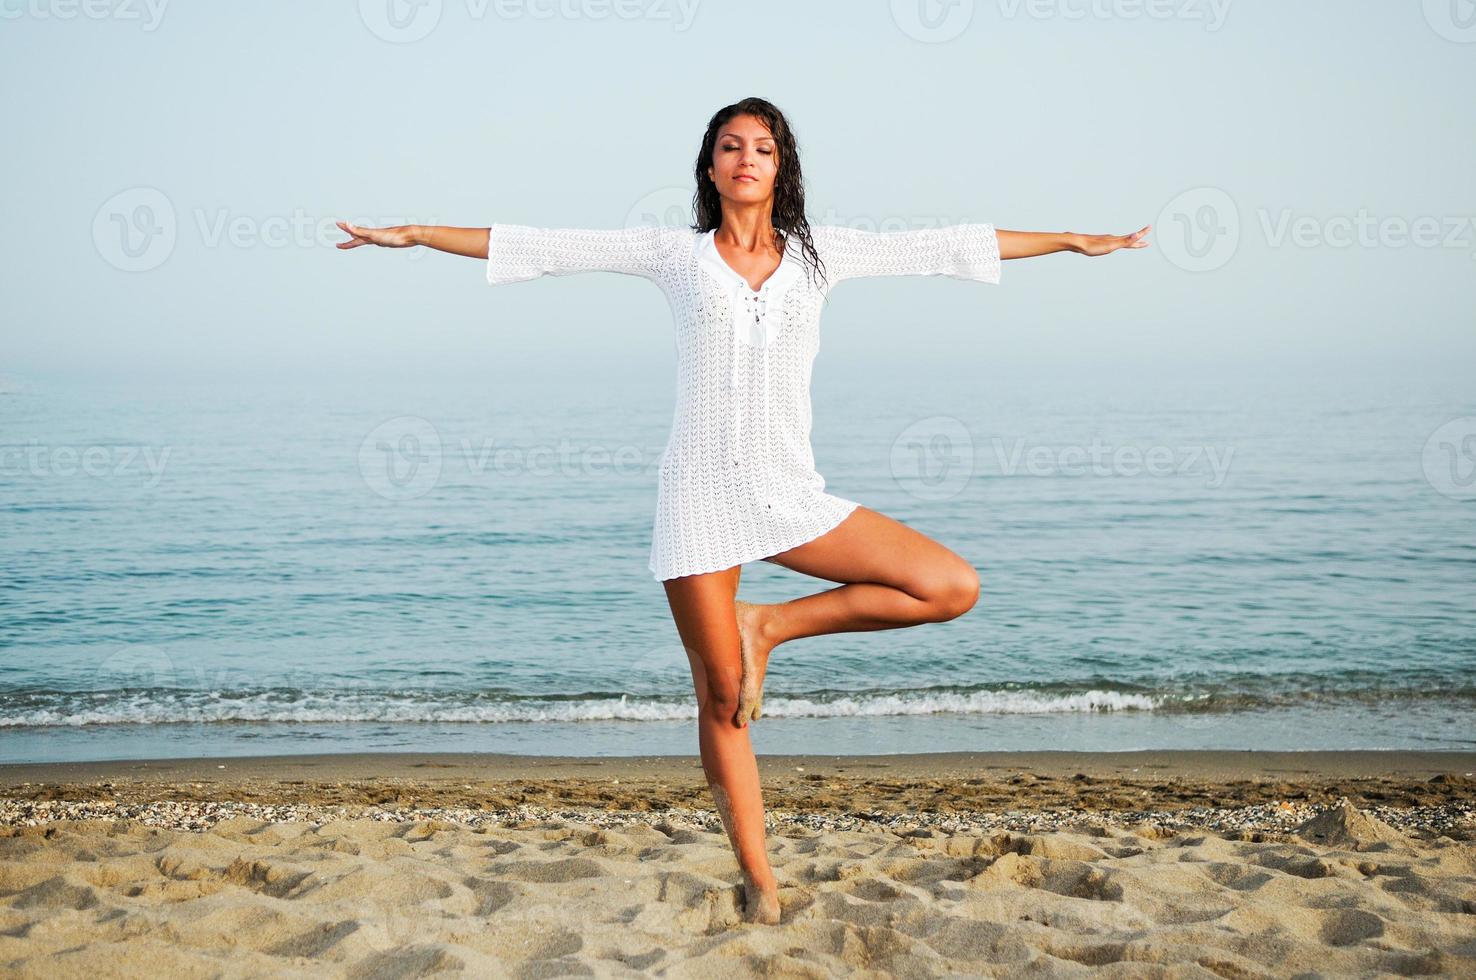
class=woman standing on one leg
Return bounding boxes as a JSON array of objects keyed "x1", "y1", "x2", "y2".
[{"x1": 336, "y1": 96, "x2": 1149, "y2": 926}]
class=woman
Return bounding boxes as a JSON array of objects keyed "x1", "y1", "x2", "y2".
[{"x1": 337, "y1": 97, "x2": 1149, "y2": 925}]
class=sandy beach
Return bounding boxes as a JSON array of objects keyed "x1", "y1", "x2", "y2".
[{"x1": 1, "y1": 750, "x2": 1473, "y2": 977}]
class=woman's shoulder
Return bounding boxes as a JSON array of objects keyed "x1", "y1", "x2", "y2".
[{"x1": 642, "y1": 222, "x2": 701, "y2": 257}]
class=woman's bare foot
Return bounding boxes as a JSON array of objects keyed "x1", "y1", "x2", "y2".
[
  {"x1": 733, "y1": 599, "x2": 780, "y2": 725},
  {"x1": 740, "y1": 871, "x2": 781, "y2": 925}
]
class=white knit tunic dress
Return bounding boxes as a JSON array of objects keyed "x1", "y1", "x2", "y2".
[{"x1": 485, "y1": 221, "x2": 1002, "y2": 580}]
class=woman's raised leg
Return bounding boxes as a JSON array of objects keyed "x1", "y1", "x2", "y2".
[
  {"x1": 735, "y1": 505, "x2": 981, "y2": 721},
  {"x1": 662, "y1": 564, "x2": 781, "y2": 925}
]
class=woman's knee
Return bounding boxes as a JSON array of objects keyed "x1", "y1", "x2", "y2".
[
  {"x1": 695, "y1": 661, "x2": 742, "y2": 718},
  {"x1": 687, "y1": 646, "x2": 743, "y2": 717},
  {"x1": 924, "y1": 563, "x2": 980, "y2": 622}
]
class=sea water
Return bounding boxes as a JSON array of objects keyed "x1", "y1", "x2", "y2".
[{"x1": 2, "y1": 368, "x2": 1472, "y2": 763}]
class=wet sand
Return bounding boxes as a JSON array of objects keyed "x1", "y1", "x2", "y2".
[{"x1": 3, "y1": 749, "x2": 1473, "y2": 819}]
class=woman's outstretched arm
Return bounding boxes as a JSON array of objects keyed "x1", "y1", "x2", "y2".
[
  {"x1": 998, "y1": 224, "x2": 1151, "y2": 259},
  {"x1": 335, "y1": 222, "x2": 489, "y2": 258}
]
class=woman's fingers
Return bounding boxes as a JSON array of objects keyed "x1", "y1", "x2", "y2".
[
  {"x1": 335, "y1": 220, "x2": 370, "y2": 249},
  {"x1": 1082, "y1": 225, "x2": 1152, "y2": 255},
  {"x1": 335, "y1": 220, "x2": 401, "y2": 249},
  {"x1": 335, "y1": 221, "x2": 417, "y2": 248}
]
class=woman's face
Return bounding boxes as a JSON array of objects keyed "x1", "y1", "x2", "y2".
[{"x1": 707, "y1": 114, "x2": 778, "y2": 206}]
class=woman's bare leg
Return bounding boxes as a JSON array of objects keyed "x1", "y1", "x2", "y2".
[
  {"x1": 662, "y1": 565, "x2": 781, "y2": 925},
  {"x1": 735, "y1": 505, "x2": 980, "y2": 722}
]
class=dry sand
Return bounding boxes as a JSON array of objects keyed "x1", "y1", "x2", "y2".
[{"x1": 0, "y1": 750, "x2": 1473, "y2": 977}]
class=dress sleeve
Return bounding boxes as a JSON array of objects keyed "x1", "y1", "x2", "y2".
[
  {"x1": 814, "y1": 223, "x2": 1002, "y2": 289},
  {"x1": 485, "y1": 223, "x2": 679, "y2": 286}
]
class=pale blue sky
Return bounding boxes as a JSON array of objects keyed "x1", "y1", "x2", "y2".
[{"x1": 2, "y1": 1, "x2": 1472, "y2": 388}]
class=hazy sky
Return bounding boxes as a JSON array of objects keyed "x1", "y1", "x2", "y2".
[{"x1": 2, "y1": 1, "x2": 1472, "y2": 387}]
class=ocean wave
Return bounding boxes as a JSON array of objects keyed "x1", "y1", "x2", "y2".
[
  {"x1": 0, "y1": 686, "x2": 1161, "y2": 727},
  {"x1": 3, "y1": 680, "x2": 1470, "y2": 728}
]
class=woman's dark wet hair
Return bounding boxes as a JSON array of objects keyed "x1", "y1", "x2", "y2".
[{"x1": 691, "y1": 97, "x2": 829, "y2": 291}]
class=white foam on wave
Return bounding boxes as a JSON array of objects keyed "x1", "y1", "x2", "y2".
[{"x1": 0, "y1": 687, "x2": 1161, "y2": 727}]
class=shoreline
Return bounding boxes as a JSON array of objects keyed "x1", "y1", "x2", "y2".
[
  {"x1": 8, "y1": 747, "x2": 1475, "y2": 782},
  {"x1": 3, "y1": 749, "x2": 1473, "y2": 837}
]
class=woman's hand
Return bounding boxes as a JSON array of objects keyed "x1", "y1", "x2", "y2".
[
  {"x1": 337, "y1": 222, "x2": 490, "y2": 258},
  {"x1": 1071, "y1": 225, "x2": 1151, "y2": 256},
  {"x1": 997, "y1": 225, "x2": 1151, "y2": 260},
  {"x1": 335, "y1": 221, "x2": 419, "y2": 249}
]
